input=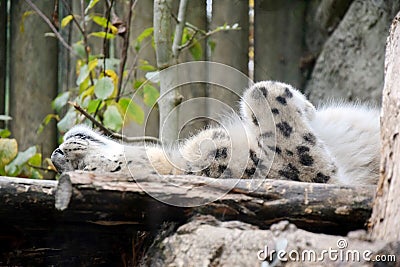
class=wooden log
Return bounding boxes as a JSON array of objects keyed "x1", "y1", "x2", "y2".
[
  {"x1": 0, "y1": 174, "x2": 376, "y2": 264},
  {"x1": 53, "y1": 172, "x2": 375, "y2": 234},
  {"x1": 0, "y1": 172, "x2": 375, "y2": 234},
  {"x1": 0, "y1": 177, "x2": 57, "y2": 223},
  {"x1": 369, "y1": 11, "x2": 400, "y2": 241}
]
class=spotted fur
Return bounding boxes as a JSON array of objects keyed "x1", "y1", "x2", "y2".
[{"x1": 51, "y1": 81, "x2": 380, "y2": 185}]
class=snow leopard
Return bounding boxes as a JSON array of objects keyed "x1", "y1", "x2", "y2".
[{"x1": 51, "y1": 81, "x2": 380, "y2": 186}]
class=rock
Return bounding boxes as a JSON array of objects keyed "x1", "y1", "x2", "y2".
[
  {"x1": 143, "y1": 216, "x2": 390, "y2": 266},
  {"x1": 305, "y1": 0, "x2": 400, "y2": 104}
]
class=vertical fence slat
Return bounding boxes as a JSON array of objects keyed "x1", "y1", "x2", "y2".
[
  {"x1": 58, "y1": 0, "x2": 74, "y2": 94},
  {"x1": 9, "y1": 0, "x2": 57, "y2": 158},
  {"x1": 254, "y1": 0, "x2": 307, "y2": 89},
  {"x1": 176, "y1": 0, "x2": 208, "y2": 139},
  {"x1": 0, "y1": 0, "x2": 6, "y2": 127},
  {"x1": 116, "y1": 0, "x2": 159, "y2": 138},
  {"x1": 210, "y1": 0, "x2": 249, "y2": 75},
  {"x1": 209, "y1": 0, "x2": 249, "y2": 112}
]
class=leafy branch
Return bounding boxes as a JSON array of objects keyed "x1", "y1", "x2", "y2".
[
  {"x1": 69, "y1": 102, "x2": 160, "y2": 144},
  {"x1": 24, "y1": 0, "x2": 74, "y2": 54},
  {"x1": 117, "y1": 0, "x2": 136, "y2": 101}
]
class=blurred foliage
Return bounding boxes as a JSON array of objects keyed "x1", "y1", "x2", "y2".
[{"x1": 0, "y1": 116, "x2": 53, "y2": 178}]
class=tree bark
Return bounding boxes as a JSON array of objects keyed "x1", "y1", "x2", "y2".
[
  {"x1": 369, "y1": 12, "x2": 400, "y2": 242},
  {"x1": 0, "y1": 173, "x2": 375, "y2": 234},
  {"x1": 153, "y1": 0, "x2": 179, "y2": 143},
  {"x1": 0, "y1": 174, "x2": 397, "y2": 265},
  {"x1": 51, "y1": 172, "x2": 374, "y2": 234}
]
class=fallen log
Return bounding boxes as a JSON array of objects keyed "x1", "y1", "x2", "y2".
[
  {"x1": 53, "y1": 171, "x2": 374, "y2": 234},
  {"x1": 0, "y1": 172, "x2": 376, "y2": 265},
  {"x1": 0, "y1": 172, "x2": 375, "y2": 234}
]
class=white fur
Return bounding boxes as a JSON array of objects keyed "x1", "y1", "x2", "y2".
[
  {"x1": 310, "y1": 104, "x2": 380, "y2": 185},
  {"x1": 52, "y1": 81, "x2": 381, "y2": 186}
]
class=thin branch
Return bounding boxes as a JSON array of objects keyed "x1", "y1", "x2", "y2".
[
  {"x1": 121, "y1": 49, "x2": 139, "y2": 95},
  {"x1": 178, "y1": 30, "x2": 198, "y2": 51},
  {"x1": 80, "y1": 0, "x2": 94, "y2": 85},
  {"x1": 68, "y1": 101, "x2": 161, "y2": 144},
  {"x1": 59, "y1": 0, "x2": 85, "y2": 36},
  {"x1": 93, "y1": 99, "x2": 103, "y2": 125},
  {"x1": 28, "y1": 164, "x2": 57, "y2": 173},
  {"x1": 184, "y1": 21, "x2": 207, "y2": 35},
  {"x1": 180, "y1": 27, "x2": 241, "y2": 53},
  {"x1": 116, "y1": 0, "x2": 136, "y2": 102},
  {"x1": 102, "y1": 0, "x2": 113, "y2": 75},
  {"x1": 172, "y1": 0, "x2": 188, "y2": 59},
  {"x1": 24, "y1": 0, "x2": 74, "y2": 54}
]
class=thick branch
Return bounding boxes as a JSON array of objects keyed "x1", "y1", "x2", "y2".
[
  {"x1": 369, "y1": 11, "x2": 400, "y2": 241},
  {"x1": 0, "y1": 172, "x2": 375, "y2": 234},
  {"x1": 53, "y1": 172, "x2": 374, "y2": 234},
  {"x1": 172, "y1": 0, "x2": 188, "y2": 58},
  {"x1": 153, "y1": 0, "x2": 173, "y2": 69},
  {"x1": 153, "y1": 0, "x2": 178, "y2": 142}
]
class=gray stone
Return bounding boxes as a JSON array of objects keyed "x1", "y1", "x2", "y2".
[{"x1": 305, "y1": 0, "x2": 400, "y2": 105}]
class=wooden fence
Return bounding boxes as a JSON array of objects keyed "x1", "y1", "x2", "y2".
[{"x1": 0, "y1": 0, "x2": 382, "y2": 159}]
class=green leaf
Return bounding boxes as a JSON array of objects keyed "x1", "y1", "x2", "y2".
[
  {"x1": 92, "y1": 16, "x2": 108, "y2": 27},
  {"x1": 29, "y1": 169, "x2": 43, "y2": 179},
  {"x1": 208, "y1": 40, "x2": 216, "y2": 52},
  {"x1": 88, "y1": 58, "x2": 98, "y2": 72},
  {"x1": 143, "y1": 84, "x2": 159, "y2": 107},
  {"x1": 72, "y1": 43, "x2": 86, "y2": 59},
  {"x1": 119, "y1": 98, "x2": 144, "y2": 125},
  {"x1": 57, "y1": 110, "x2": 77, "y2": 133},
  {"x1": 5, "y1": 146, "x2": 36, "y2": 176},
  {"x1": 134, "y1": 27, "x2": 153, "y2": 51},
  {"x1": 0, "y1": 129, "x2": 11, "y2": 138},
  {"x1": 0, "y1": 139, "x2": 18, "y2": 169},
  {"x1": 133, "y1": 80, "x2": 144, "y2": 90},
  {"x1": 81, "y1": 85, "x2": 95, "y2": 100},
  {"x1": 85, "y1": 0, "x2": 100, "y2": 14},
  {"x1": 94, "y1": 77, "x2": 114, "y2": 100},
  {"x1": 136, "y1": 27, "x2": 154, "y2": 43},
  {"x1": 0, "y1": 115, "x2": 12, "y2": 121},
  {"x1": 139, "y1": 64, "x2": 156, "y2": 71},
  {"x1": 76, "y1": 64, "x2": 90, "y2": 86},
  {"x1": 37, "y1": 114, "x2": 59, "y2": 134},
  {"x1": 61, "y1": 15, "x2": 74, "y2": 28},
  {"x1": 189, "y1": 39, "x2": 203, "y2": 60},
  {"x1": 92, "y1": 16, "x2": 118, "y2": 34},
  {"x1": 28, "y1": 153, "x2": 42, "y2": 167},
  {"x1": 87, "y1": 99, "x2": 103, "y2": 114},
  {"x1": 89, "y1": 32, "x2": 116, "y2": 39},
  {"x1": 103, "y1": 105, "x2": 123, "y2": 132},
  {"x1": 52, "y1": 91, "x2": 70, "y2": 112}
]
